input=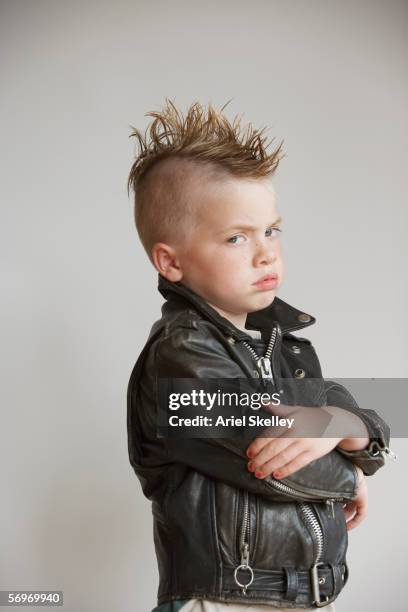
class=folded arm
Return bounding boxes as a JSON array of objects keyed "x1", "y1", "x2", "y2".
[
  {"x1": 155, "y1": 324, "x2": 358, "y2": 502},
  {"x1": 325, "y1": 380, "x2": 392, "y2": 476}
]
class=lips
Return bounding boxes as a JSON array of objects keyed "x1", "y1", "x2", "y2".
[
  {"x1": 253, "y1": 273, "x2": 278, "y2": 285},
  {"x1": 252, "y1": 273, "x2": 279, "y2": 292}
]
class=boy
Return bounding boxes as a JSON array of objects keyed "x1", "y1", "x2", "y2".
[{"x1": 126, "y1": 99, "x2": 391, "y2": 611}]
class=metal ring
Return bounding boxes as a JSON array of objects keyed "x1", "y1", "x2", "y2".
[
  {"x1": 233, "y1": 564, "x2": 254, "y2": 589},
  {"x1": 368, "y1": 441, "x2": 381, "y2": 456}
]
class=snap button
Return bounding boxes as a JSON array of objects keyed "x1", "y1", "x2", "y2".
[
  {"x1": 291, "y1": 345, "x2": 301, "y2": 354},
  {"x1": 298, "y1": 313, "x2": 311, "y2": 323},
  {"x1": 294, "y1": 368, "x2": 306, "y2": 378},
  {"x1": 319, "y1": 577, "x2": 326, "y2": 585}
]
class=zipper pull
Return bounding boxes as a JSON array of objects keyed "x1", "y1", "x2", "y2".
[
  {"x1": 257, "y1": 356, "x2": 273, "y2": 381},
  {"x1": 233, "y1": 542, "x2": 254, "y2": 594},
  {"x1": 326, "y1": 499, "x2": 335, "y2": 519},
  {"x1": 381, "y1": 447, "x2": 398, "y2": 461},
  {"x1": 240, "y1": 543, "x2": 252, "y2": 594},
  {"x1": 241, "y1": 542, "x2": 249, "y2": 566}
]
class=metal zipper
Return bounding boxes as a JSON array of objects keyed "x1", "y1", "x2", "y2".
[
  {"x1": 233, "y1": 478, "x2": 342, "y2": 598},
  {"x1": 241, "y1": 324, "x2": 277, "y2": 385},
  {"x1": 233, "y1": 324, "x2": 279, "y2": 593},
  {"x1": 238, "y1": 321, "x2": 344, "y2": 604},
  {"x1": 263, "y1": 474, "x2": 344, "y2": 505},
  {"x1": 233, "y1": 490, "x2": 254, "y2": 594},
  {"x1": 299, "y1": 502, "x2": 324, "y2": 562},
  {"x1": 299, "y1": 498, "x2": 346, "y2": 606},
  {"x1": 325, "y1": 497, "x2": 345, "y2": 519},
  {"x1": 299, "y1": 502, "x2": 331, "y2": 607}
]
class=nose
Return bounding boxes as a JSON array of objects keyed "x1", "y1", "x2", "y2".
[{"x1": 253, "y1": 237, "x2": 277, "y2": 267}]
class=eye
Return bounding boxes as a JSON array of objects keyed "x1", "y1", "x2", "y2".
[
  {"x1": 265, "y1": 227, "x2": 282, "y2": 238},
  {"x1": 227, "y1": 234, "x2": 246, "y2": 245}
]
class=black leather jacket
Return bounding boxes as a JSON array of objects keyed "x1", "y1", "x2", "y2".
[{"x1": 127, "y1": 274, "x2": 390, "y2": 609}]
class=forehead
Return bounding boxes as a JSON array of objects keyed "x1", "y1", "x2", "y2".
[{"x1": 192, "y1": 176, "x2": 278, "y2": 228}]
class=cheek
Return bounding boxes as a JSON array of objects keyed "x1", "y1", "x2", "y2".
[
  {"x1": 274, "y1": 240, "x2": 282, "y2": 255},
  {"x1": 219, "y1": 252, "x2": 249, "y2": 282},
  {"x1": 275, "y1": 244, "x2": 284, "y2": 279},
  {"x1": 188, "y1": 247, "x2": 213, "y2": 270},
  {"x1": 210, "y1": 250, "x2": 246, "y2": 285},
  {"x1": 222, "y1": 246, "x2": 249, "y2": 265},
  {"x1": 275, "y1": 242, "x2": 284, "y2": 264}
]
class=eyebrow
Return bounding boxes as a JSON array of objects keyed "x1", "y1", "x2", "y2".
[{"x1": 218, "y1": 216, "x2": 283, "y2": 235}]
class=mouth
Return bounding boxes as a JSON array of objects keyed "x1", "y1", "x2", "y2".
[{"x1": 252, "y1": 273, "x2": 278, "y2": 290}]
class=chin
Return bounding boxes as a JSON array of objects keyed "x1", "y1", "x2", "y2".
[{"x1": 249, "y1": 292, "x2": 277, "y2": 312}]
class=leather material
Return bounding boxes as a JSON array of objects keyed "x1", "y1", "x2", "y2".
[{"x1": 127, "y1": 273, "x2": 389, "y2": 608}]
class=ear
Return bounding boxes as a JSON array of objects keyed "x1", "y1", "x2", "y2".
[{"x1": 151, "y1": 242, "x2": 183, "y2": 282}]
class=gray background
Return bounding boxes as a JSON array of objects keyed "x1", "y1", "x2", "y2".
[{"x1": 1, "y1": 0, "x2": 407, "y2": 610}]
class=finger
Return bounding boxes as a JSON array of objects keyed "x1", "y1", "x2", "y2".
[
  {"x1": 255, "y1": 441, "x2": 304, "y2": 477},
  {"x1": 346, "y1": 502, "x2": 368, "y2": 531},
  {"x1": 246, "y1": 427, "x2": 289, "y2": 459},
  {"x1": 346, "y1": 511, "x2": 365, "y2": 531},
  {"x1": 246, "y1": 435, "x2": 272, "y2": 459},
  {"x1": 342, "y1": 503, "x2": 357, "y2": 521},
  {"x1": 356, "y1": 497, "x2": 368, "y2": 522},
  {"x1": 269, "y1": 449, "x2": 315, "y2": 480},
  {"x1": 249, "y1": 436, "x2": 294, "y2": 468}
]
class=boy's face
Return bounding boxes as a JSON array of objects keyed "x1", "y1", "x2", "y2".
[{"x1": 172, "y1": 177, "x2": 284, "y2": 328}]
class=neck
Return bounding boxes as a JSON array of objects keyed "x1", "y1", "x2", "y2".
[{"x1": 206, "y1": 302, "x2": 247, "y2": 330}]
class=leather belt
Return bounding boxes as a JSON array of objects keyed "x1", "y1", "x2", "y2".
[{"x1": 223, "y1": 562, "x2": 348, "y2": 608}]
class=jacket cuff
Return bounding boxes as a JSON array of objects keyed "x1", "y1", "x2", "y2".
[
  {"x1": 324, "y1": 380, "x2": 394, "y2": 476},
  {"x1": 336, "y1": 440, "x2": 397, "y2": 476}
]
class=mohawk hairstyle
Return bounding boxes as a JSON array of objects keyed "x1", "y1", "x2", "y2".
[{"x1": 127, "y1": 98, "x2": 285, "y2": 263}]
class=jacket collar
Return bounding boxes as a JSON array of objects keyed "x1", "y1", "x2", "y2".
[{"x1": 157, "y1": 274, "x2": 316, "y2": 341}]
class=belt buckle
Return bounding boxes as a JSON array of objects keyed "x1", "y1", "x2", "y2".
[{"x1": 310, "y1": 562, "x2": 334, "y2": 608}]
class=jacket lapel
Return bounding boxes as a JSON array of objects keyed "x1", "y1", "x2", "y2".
[{"x1": 157, "y1": 273, "x2": 316, "y2": 340}]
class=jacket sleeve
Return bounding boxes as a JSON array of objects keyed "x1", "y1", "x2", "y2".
[
  {"x1": 324, "y1": 379, "x2": 392, "y2": 476},
  {"x1": 154, "y1": 323, "x2": 358, "y2": 502}
]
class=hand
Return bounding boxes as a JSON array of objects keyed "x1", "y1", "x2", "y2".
[
  {"x1": 246, "y1": 402, "x2": 342, "y2": 480},
  {"x1": 342, "y1": 465, "x2": 368, "y2": 531},
  {"x1": 246, "y1": 402, "x2": 369, "y2": 480}
]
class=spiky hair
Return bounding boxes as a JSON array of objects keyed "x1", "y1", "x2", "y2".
[{"x1": 127, "y1": 98, "x2": 285, "y2": 263}]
